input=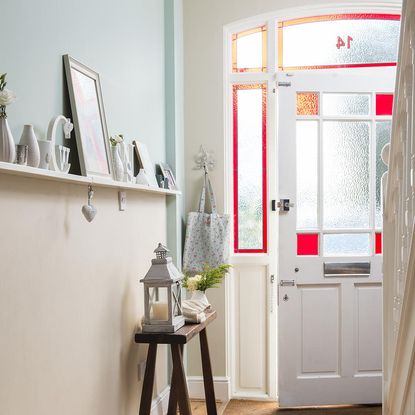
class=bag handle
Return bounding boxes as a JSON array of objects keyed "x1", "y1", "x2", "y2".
[{"x1": 198, "y1": 173, "x2": 217, "y2": 213}]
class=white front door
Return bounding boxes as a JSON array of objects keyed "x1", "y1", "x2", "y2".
[{"x1": 277, "y1": 68, "x2": 395, "y2": 406}]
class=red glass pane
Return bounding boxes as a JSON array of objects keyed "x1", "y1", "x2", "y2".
[
  {"x1": 376, "y1": 94, "x2": 394, "y2": 115},
  {"x1": 297, "y1": 233, "x2": 319, "y2": 255},
  {"x1": 375, "y1": 232, "x2": 382, "y2": 254},
  {"x1": 296, "y1": 92, "x2": 319, "y2": 115}
]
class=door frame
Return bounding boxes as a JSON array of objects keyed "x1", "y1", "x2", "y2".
[{"x1": 223, "y1": 2, "x2": 402, "y2": 402}]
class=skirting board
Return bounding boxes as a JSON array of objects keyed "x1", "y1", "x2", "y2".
[
  {"x1": 187, "y1": 376, "x2": 231, "y2": 403},
  {"x1": 151, "y1": 386, "x2": 170, "y2": 415}
]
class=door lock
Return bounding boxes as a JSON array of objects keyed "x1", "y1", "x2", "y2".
[
  {"x1": 283, "y1": 294, "x2": 289, "y2": 301},
  {"x1": 272, "y1": 199, "x2": 294, "y2": 212}
]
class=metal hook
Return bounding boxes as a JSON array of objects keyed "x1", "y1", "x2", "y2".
[{"x1": 193, "y1": 145, "x2": 215, "y2": 174}]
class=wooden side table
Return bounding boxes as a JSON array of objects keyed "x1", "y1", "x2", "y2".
[{"x1": 135, "y1": 310, "x2": 217, "y2": 415}]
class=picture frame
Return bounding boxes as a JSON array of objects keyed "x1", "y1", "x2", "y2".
[
  {"x1": 159, "y1": 162, "x2": 178, "y2": 190},
  {"x1": 133, "y1": 140, "x2": 159, "y2": 188},
  {"x1": 63, "y1": 55, "x2": 112, "y2": 178}
]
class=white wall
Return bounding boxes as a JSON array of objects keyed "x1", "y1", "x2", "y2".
[
  {"x1": 0, "y1": 1, "x2": 171, "y2": 414},
  {"x1": 182, "y1": 0, "x2": 402, "y2": 381}
]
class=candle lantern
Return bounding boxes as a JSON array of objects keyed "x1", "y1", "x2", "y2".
[{"x1": 140, "y1": 243, "x2": 185, "y2": 333}]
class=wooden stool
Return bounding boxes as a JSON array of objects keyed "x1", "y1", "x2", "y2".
[{"x1": 135, "y1": 310, "x2": 217, "y2": 415}]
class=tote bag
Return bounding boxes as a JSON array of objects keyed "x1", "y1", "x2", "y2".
[{"x1": 183, "y1": 175, "x2": 230, "y2": 273}]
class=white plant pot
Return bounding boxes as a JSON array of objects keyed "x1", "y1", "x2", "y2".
[
  {"x1": 0, "y1": 117, "x2": 16, "y2": 163},
  {"x1": 111, "y1": 145, "x2": 124, "y2": 182},
  {"x1": 19, "y1": 124, "x2": 40, "y2": 167},
  {"x1": 190, "y1": 290, "x2": 210, "y2": 310}
]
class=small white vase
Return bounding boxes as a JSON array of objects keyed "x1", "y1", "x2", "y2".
[
  {"x1": 190, "y1": 290, "x2": 210, "y2": 310},
  {"x1": 0, "y1": 117, "x2": 16, "y2": 163},
  {"x1": 111, "y1": 145, "x2": 124, "y2": 181},
  {"x1": 37, "y1": 140, "x2": 52, "y2": 170},
  {"x1": 19, "y1": 125, "x2": 40, "y2": 167}
]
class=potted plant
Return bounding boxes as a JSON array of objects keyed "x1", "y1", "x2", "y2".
[{"x1": 182, "y1": 263, "x2": 231, "y2": 308}]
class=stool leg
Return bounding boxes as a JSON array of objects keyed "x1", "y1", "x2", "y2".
[
  {"x1": 199, "y1": 329, "x2": 217, "y2": 415},
  {"x1": 171, "y1": 343, "x2": 191, "y2": 415},
  {"x1": 167, "y1": 344, "x2": 183, "y2": 415},
  {"x1": 139, "y1": 343, "x2": 158, "y2": 415}
]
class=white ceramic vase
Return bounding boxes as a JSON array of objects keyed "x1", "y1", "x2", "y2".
[
  {"x1": 111, "y1": 145, "x2": 124, "y2": 182},
  {"x1": 37, "y1": 140, "x2": 52, "y2": 170},
  {"x1": 19, "y1": 125, "x2": 40, "y2": 167},
  {"x1": 190, "y1": 290, "x2": 210, "y2": 310},
  {"x1": 0, "y1": 117, "x2": 16, "y2": 163}
]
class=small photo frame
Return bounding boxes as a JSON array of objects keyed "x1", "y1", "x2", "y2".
[
  {"x1": 159, "y1": 162, "x2": 178, "y2": 190},
  {"x1": 64, "y1": 55, "x2": 112, "y2": 178},
  {"x1": 133, "y1": 141, "x2": 159, "y2": 188}
]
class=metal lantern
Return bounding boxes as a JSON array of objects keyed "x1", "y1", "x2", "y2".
[{"x1": 140, "y1": 243, "x2": 185, "y2": 333}]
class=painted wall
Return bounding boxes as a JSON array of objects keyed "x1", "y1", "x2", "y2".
[
  {"x1": 182, "y1": 0, "x2": 402, "y2": 381},
  {"x1": 0, "y1": 1, "x2": 171, "y2": 414}
]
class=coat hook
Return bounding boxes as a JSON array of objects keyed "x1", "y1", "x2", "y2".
[{"x1": 193, "y1": 145, "x2": 215, "y2": 173}]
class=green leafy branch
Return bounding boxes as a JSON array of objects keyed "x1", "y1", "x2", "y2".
[
  {"x1": 183, "y1": 263, "x2": 232, "y2": 292},
  {"x1": 0, "y1": 73, "x2": 7, "y2": 92}
]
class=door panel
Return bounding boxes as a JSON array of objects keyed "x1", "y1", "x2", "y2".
[{"x1": 278, "y1": 68, "x2": 395, "y2": 406}]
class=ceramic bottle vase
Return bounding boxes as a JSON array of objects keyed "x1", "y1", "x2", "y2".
[
  {"x1": 19, "y1": 125, "x2": 40, "y2": 167},
  {"x1": 111, "y1": 145, "x2": 124, "y2": 182},
  {"x1": 0, "y1": 117, "x2": 16, "y2": 163}
]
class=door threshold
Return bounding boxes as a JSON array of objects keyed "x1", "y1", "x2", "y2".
[{"x1": 277, "y1": 404, "x2": 381, "y2": 411}]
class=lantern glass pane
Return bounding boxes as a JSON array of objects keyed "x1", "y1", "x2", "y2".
[
  {"x1": 171, "y1": 283, "x2": 182, "y2": 318},
  {"x1": 149, "y1": 286, "x2": 169, "y2": 321}
]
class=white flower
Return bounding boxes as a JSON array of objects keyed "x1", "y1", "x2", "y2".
[
  {"x1": 187, "y1": 274, "x2": 202, "y2": 291},
  {"x1": 113, "y1": 134, "x2": 123, "y2": 143},
  {"x1": 0, "y1": 88, "x2": 16, "y2": 106}
]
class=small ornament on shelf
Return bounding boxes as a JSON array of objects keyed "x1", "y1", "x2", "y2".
[
  {"x1": 0, "y1": 73, "x2": 16, "y2": 163},
  {"x1": 109, "y1": 134, "x2": 124, "y2": 182}
]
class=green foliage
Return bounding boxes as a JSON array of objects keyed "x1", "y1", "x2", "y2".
[{"x1": 182, "y1": 263, "x2": 232, "y2": 292}]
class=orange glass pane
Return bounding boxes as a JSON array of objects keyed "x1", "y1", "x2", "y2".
[
  {"x1": 232, "y1": 26, "x2": 267, "y2": 73},
  {"x1": 297, "y1": 92, "x2": 319, "y2": 115}
]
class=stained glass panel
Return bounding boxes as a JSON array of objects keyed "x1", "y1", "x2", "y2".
[
  {"x1": 297, "y1": 233, "x2": 319, "y2": 255},
  {"x1": 279, "y1": 14, "x2": 400, "y2": 70},
  {"x1": 233, "y1": 84, "x2": 267, "y2": 252},
  {"x1": 376, "y1": 94, "x2": 394, "y2": 115},
  {"x1": 296, "y1": 92, "x2": 319, "y2": 115},
  {"x1": 375, "y1": 232, "x2": 382, "y2": 254},
  {"x1": 297, "y1": 120, "x2": 318, "y2": 229},
  {"x1": 232, "y1": 26, "x2": 267, "y2": 72},
  {"x1": 324, "y1": 233, "x2": 370, "y2": 256}
]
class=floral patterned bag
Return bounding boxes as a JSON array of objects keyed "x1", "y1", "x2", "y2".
[{"x1": 183, "y1": 175, "x2": 230, "y2": 273}]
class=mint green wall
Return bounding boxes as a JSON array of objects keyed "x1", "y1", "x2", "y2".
[{"x1": 2, "y1": 0, "x2": 166, "y2": 164}]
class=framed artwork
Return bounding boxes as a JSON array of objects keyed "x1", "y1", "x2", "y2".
[
  {"x1": 159, "y1": 162, "x2": 178, "y2": 190},
  {"x1": 64, "y1": 55, "x2": 112, "y2": 178},
  {"x1": 133, "y1": 141, "x2": 159, "y2": 188}
]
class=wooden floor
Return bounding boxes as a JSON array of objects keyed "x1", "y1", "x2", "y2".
[{"x1": 190, "y1": 400, "x2": 382, "y2": 415}]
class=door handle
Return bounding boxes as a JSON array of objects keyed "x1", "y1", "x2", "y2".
[{"x1": 280, "y1": 279, "x2": 295, "y2": 287}]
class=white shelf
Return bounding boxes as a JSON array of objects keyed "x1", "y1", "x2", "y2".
[{"x1": 0, "y1": 162, "x2": 180, "y2": 196}]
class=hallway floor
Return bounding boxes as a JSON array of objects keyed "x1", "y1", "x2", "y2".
[{"x1": 190, "y1": 400, "x2": 381, "y2": 415}]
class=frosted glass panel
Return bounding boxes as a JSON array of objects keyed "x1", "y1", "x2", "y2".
[
  {"x1": 280, "y1": 16, "x2": 400, "y2": 69},
  {"x1": 297, "y1": 121, "x2": 318, "y2": 229},
  {"x1": 323, "y1": 121, "x2": 370, "y2": 229},
  {"x1": 376, "y1": 121, "x2": 391, "y2": 228},
  {"x1": 233, "y1": 27, "x2": 266, "y2": 72},
  {"x1": 322, "y1": 93, "x2": 370, "y2": 116},
  {"x1": 324, "y1": 233, "x2": 370, "y2": 256},
  {"x1": 235, "y1": 86, "x2": 265, "y2": 250}
]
